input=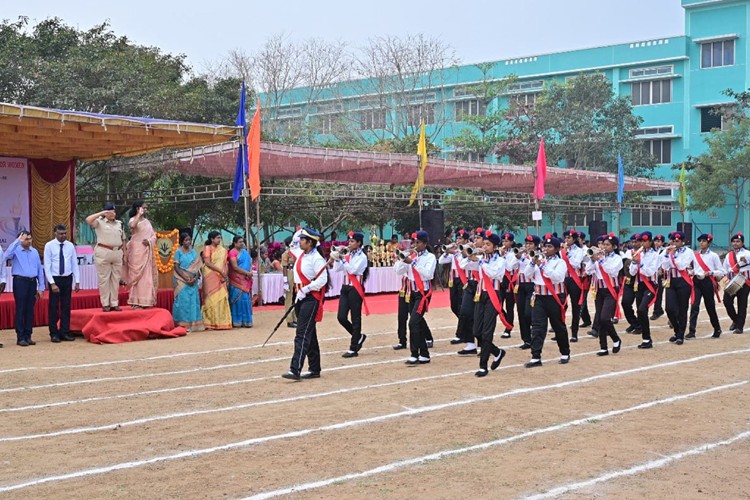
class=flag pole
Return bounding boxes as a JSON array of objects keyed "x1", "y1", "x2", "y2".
[{"x1": 255, "y1": 196, "x2": 263, "y2": 304}]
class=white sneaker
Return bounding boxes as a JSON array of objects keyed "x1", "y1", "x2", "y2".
[
  {"x1": 417, "y1": 356, "x2": 431, "y2": 364},
  {"x1": 405, "y1": 357, "x2": 419, "y2": 365}
]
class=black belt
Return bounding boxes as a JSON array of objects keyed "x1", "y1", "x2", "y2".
[{"x1": 13, "y1": 275, "x2": 37, "y2": 282}]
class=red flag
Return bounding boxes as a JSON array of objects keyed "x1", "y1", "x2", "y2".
[
  {"x1": 534, "y1": 137, "x2": 547, "y2": 201},
  {"x1": 247, "y1": 99, "x2": 262, "y2": 201}
]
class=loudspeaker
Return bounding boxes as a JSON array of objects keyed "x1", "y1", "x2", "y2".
[
  {"x1": 677, "y1": 222, "x2": 693, "y2": 244},
  {"x1": 588, "y1": 220, "x2": 608, "y2": 241},
  {"x1": 421, "y1": 209, "x2": 445, "y2": 248}
]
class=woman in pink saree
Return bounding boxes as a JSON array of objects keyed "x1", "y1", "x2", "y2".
[{"x1": 123, "y1": 200, "x2": 157, "y2": 308}]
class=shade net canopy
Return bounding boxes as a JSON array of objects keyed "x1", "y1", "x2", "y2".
[
  {"x1": 0, "y1": 103, "x2": 239, "y2": 161},
  {"x1": 163, "y1": 141, "x2": 678, "y2": 195}
]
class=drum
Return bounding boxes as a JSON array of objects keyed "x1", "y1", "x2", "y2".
[{"x1": 726, "y1": 274, "x2": 746, "y2": 296}]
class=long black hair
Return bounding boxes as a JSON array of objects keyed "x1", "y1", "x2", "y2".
[
  {"x1": 128, "y1": 200, "x2": 145, "y2": 218},
  {"x1": 205, "y1": 230, "x2": 221, "y2": 247}
]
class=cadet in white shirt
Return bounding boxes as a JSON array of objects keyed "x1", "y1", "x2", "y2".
[
  {"x1": 722, "y1": 232, "x2": 750, "y2": 334},
  {"x1": 332, "y1": 231, "x2": 369, "y2": 358},
  {"x1": 439, "y1": 229, "x2": 470, "y2": 344},
  {"x1": 43, "y1": 224, "x2": 80, "y2": 342},
  {"x1": 561, "y1": 229, "x2": 586, "y2": 342},
  {"x1": 662, "y1": 231, "x2": 694, "y2": 344},
  {"x1": 587, "y1": 233, "x2": 624, "y2": 356},
  {"x1": 689, "y1": 233, "x2": 724, "y2": 338},
  {"x1": 499, "y1": 232, "x2": 519, "y2": 338},
  {"x1": 650, "y1": 234, "x2": 667, "y2": 320},
  {"x1": 630, "y1": 232, "x2": 660, "y2": 348}
]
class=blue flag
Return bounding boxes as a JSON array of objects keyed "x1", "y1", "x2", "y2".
[
  {"x1": 232, "y1": 81, "x2": 249, "y2": 202},
  {"x1": 617, "y1": 153, "x2": 624, "y2": 204}
]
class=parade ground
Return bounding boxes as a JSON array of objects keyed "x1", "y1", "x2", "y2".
[{"x1": 1, "y1": 290, "x2": 749, "y2": 498}]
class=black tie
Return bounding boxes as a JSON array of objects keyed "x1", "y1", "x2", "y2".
[{"x1": 59, "y1": 243, "x2": 65, "y2": 275}]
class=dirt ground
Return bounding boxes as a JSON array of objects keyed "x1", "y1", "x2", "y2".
[{"x1": 1, "y1": 293, "x2": 749, "y2": 499}]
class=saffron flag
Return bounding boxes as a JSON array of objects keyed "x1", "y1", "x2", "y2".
[
  {"x1": 533, "y1": 137, "x2": 547, "y2": 201},
  {"x1": 247, "y1": 99, "x2": 262, "y2": 201},
  {"x1": 231, "y1": 82, "x2": 248, "y2": 203},
  {"x1": 408, "y1": 120, "x2": 428, "y2": 207},
  {"x1": 677, "y1": 163, "x2": 687, "y2": 210},
  {"x1": 617, "y1": 153, "x2": 624, "y2": 204}
]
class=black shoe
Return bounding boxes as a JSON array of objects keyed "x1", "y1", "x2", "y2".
[
  {"x1": 393, "y1": 343, "x2": 407, "y2": 350},
  {"x1": 475, "y1": 369, "x2": 489, "y2": 378},
  {"x1": 712, "y1": 330, "x2": 722, "y2": 338},
  {"x1": 559, "y1": 355, "x2": 570, "y2": 364},
  {"x1": 50, "y1": 336, "x2": 62, "y2": 343},
  {"x1": 597, "y1": 349, "x2": 609, "y2": 356},
  {"x1": 588, "y1": 330, "x2": 599, "y2": 338},
  {"x1": 729, "y1": 322, "x2": 736, "y2": 331},
  {"x1": 675, "y1": 338, "x2": 684, "y2": 345},
  {"x1": 732, "y1": 328, "x2": 744, "y2": 334},
  {"x1": 550, "y1": 337, "x2": 557, "y2": 342},
  {"x1": 650, "y1": 312, "x2": 663, "y2": 321},
  {"x1": 27, "y1": 340, "x2": 36, "y2": 346},
  {"x1": 501, "y1": 330, "x2": 511, "y2": 339},
  {"x1": 490, "y1": 349, "x2": 506, "y2": 370},
  {"x1": 685, "y1": 332, "x2": 696, "y2": 339},
  {"x1": 612, "y1": 317, "x2": 619, "y2": 324},
  {"x1": 426, "y1": 340, "x2": 433, "y2": 348},
  {"x1": 342, "y1": 351, "x2": 358, "y2": 358},
  {"x1": 631, "y1": 328, "x2": 642, "y2": 335},
  {"x1": 281, "y1": 371, "x2": 301, "y2": 380},
  {"x1": 579, "y1": 321, "x2": 592, "y2": 328},
  {"x1": 625, "y1": 325, "x2": 636, "y2": 333},
  {"x1": 638, "y1": 341, "x2": 653, "y2": 349},
  {"x1": 525, "y1": 359, "x2": 542, "y2": 368},
  {"x1": 449, "y1": 338, "x2": 463, "y2": 345},
  {"x1": 457, "y1": 348, "x2": 478, "y2": 355},
  {"x1": 518, "y1": 343, "x2": 532, "y2": 350},
  {"x1": 287, "y1": 321, "x2": 297, "y2": 328},
  {"x1": 61, "y1": 335, "x2": 75, "y2": 342},
  {"x1": 669, "y1": 336, "x2": 678, "y2": 343},
  {"x1": 570, "y1": 336, "x2": 578, "y2": 343},
  {"x1": 612, "y1": 340, "x2": 622, "y2": 354},
  {"x1": 300, "y1": 371, "x2": 320, "y2": 379},
  {"x1": 16, "y1": 340, "x2": 29, "y2": 347}
]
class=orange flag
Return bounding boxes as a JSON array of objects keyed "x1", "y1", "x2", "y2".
[{"x1": 247, "y1": 99, "x2": 262, "y2": 201}]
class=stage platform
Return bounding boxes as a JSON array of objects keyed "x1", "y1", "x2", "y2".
[
  {"x1": 70, "y1": 306, "x2": 187, "y2": 344},
  {"x1": 0, "y1": 288, "x2": 174, "y2": 331}
]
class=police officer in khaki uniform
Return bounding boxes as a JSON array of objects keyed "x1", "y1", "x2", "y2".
[
  {"x1": 85, "y1": 203, "x2": 126, "y2": 311},
  {"x1": 280, "y1": 236, "x2": 297, "y2": 327}
]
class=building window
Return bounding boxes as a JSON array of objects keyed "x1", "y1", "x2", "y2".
[
  {"x1": 449, "y1": 151, "x2": 483, "y2": 162},
  {"x1": 643, "y1": 139, "x2": 672, "y2": 164},
  {"x1": 635, "y1": 126, "x2": 674, "y2": 136},
  {"x1": 632, "y1": 209, "x2": 672, "y2": 227},
  {"x1": 507, "y1": 80, "x2": 544, "y2": 93},
  {"x1": 701, "y1": 40, "x2": 735, "y2": 68},
  {"x1": 314, "y1": 113, "x2": 343, "y2": 134},
  {"x1": 700, "y1": 107, "x2": 724, "y2": 132},
  {"x1": 631, "y1": 79, "x2": 671, "y2": 105},
  {"x1": 406, "y1": 103, "x2": 435, "y2": 126},
  {"x1": 455, "y1": 99, "x2": 486, "y2": 121},
  {"x1": 359, "y1": 108, "x2": 386, "y2": 130},
  {"x1": 566, "y1": 210, "x2": 603, "y2": 227},
  {"x1": 509, "y1": 93, "x2": 538, "y2": 107},
  {"x1": 629, "y1": 65, "x2": 673, "y2": 78}
]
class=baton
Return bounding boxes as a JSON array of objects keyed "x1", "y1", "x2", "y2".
[{"x1": 262, "y1": 302, "x2": 297, "y2": 347}]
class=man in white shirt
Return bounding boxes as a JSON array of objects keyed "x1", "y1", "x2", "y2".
[
  {"x1": 722, "y1": 232, "x2": 750, "y2": 334},
  {"x1": 662, "y1": 231, "x2": 694, "y2": 344},
  {"x1": 44, "y1": 224, "x2": 80, "y2": 342},
  {"x1": 689, "y1": 233, "x2": 724, "y2": 338},
  {"x1": 332, "y1": 231, "x2": 369, "y2": 358}
]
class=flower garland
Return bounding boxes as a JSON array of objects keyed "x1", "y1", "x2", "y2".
[{"x1": 155, "y1": 228, "x2": 180, "y2": 273}]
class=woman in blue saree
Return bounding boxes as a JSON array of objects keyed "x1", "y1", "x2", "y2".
[
  {"x1": 228, "y1": 236, "x2": 254, "y2": 328},
  {"x1": 172, "y1": 233, "x2": 203, "y2": 332}
]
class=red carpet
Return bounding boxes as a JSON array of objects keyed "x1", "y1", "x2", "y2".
[
  {"x1": 0, "y1": 288, "x2": 175, "y2": 330},
  {"x1": 70, "y1": 306, "x2": 187, "y2": 344}
]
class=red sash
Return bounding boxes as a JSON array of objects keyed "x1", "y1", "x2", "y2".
[
  {"x1": 561, "y1": 248, "x2": 585, "y2": 305},
  {"x1": 539, "y1": 263, "x2": 567, "y2": 322},
  {"x1": 481, "y1": 268, "x2": 513, "y2": 330},
  {"x1": 670, "y1": 252, "x2": 695, "y2": 304},
  {"x1": 598, "y1": 259, "x2": 622, "y2": 319},
  {"x1": 454, "y1": 256, "x2": 468, "y2": 285},
  {"x1": 636, "y1": 261, "x2": 659, "y2": 308},
  {"x1": 295, "y1": 253, "x2": 326, "y2": 322},
  {"x1": 728, "y1": 251, "x2": 740, "y2": 274},
  {"x1": 345, "y1": 254, "x2": 369, "y2": 316},
  {"x1": 694, "y1": 251, "x2": 721, "y2": 304},
  {"x1": 411, "y1": 258, "x2": 432, "y2": 314}
]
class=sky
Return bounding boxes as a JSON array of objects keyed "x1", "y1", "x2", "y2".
[{"x1": 4, "y1": 0, "x2": 687, "y2": 72}]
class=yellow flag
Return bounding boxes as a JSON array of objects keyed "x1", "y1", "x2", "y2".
[{"x1": 409, "y1": 120, "x2": 428, "y2": 206}]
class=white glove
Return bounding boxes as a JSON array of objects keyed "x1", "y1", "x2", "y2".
[
  {"x1": 296, "y1": 289, "x2": 307, "y2": 301},
  {"x1": 283, "y1": 278, "x2": 290, "y2": 292}
]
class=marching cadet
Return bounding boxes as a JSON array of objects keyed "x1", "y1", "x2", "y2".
[
  {"x1": 331, "y1": 231, "x2": 370, "y2": 358},
  {"x1": 282, "y1": 227, "x2": 328, "y2": 381},
  {"x1": 280, "y1": 236, "x2": 298, "y2": 328},
  {"x1": 650, "y1": 234, "x2": 667, "y2": 320},
  {"x1": 586, "y1": 233, "x2": 624, "y2": 356},
  {"x1": 622, "y1": 234, "x2": 642, "y2": 335},
  {"x1": 561, "y1": 229, "x2": 585, "y2": 343},
  {"x1": 499, "y1": 232, "x2": 518, "y2": 338},
  {"x1": 662, "y1": 231, "x2": 694, "y2": 345},
  {"x1": 472, "y1": 232, "x2": 508, "y2": 377},
  {"x1": 393, "y1": 260, "x2": 411, "y2": 350},
  {"x1": 516, "y1": 235, "x2": 541, "y2": 350},
  {"x1": 439, "y1": 229, "x2": 470, "y2": 345},
  {"x1": 722, "y1": 232, "x2": 750, "y2": 334},
  {"x1": 577, "y1": 231, "x2": 593, "y2": 329},
  {"x1": 456, "y1": 229, "x2": 485, "y2": 355},
  {"x1": 688, "y1": 233, "x2": 724, "y2": 339},
  {"x1": 394, "y1": 230, "x2": 436, "y2": 365},
  {"x1": 525, "y1": 234, "x2": 570, "y2": 367},
  {"x1": 629, "y1": 232, "x2": 660, "y2": 348}
]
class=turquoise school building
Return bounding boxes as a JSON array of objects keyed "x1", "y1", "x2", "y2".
[{"x1": 264, "y1": 0, "x2": 750, "y2": 246}]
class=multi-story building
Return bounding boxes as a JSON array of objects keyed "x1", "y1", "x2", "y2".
[{"x1": 263, "y1": 0, "x2": 750, "y2": 246}]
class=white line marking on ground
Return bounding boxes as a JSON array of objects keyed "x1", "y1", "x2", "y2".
[
  {"x1": 240, "y1": 381, "x2": 747, "y2": 499},
  {"x1": 522, "y1": 429, "x2": 750, "y2": 499},
  {"x1": 0, "y1": 351, "x2": 746, "y2": 493}
]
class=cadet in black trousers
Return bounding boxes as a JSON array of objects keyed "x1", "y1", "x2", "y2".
[
  {"x1": 586, "y1": 234, "x2": 624, "y2": 356},
  {"x1": 662, "y1": 231, "x2": 693, "y2": 345},
  {"x1": 689, "y1": 233, "x2": 723, "y2": 338},
  {"x1": 473, "y1": 233, "x2": 507, "y2": 377},
  {"x1": 516, "y1": 235, "x2": 541, "y2": 350}
]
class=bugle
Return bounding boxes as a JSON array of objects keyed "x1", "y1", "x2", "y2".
[
  {"x1": 441, "y1": 243, "x2": 458, "y2": 253},
  {"x1": 330, "y1": 245, "x2": 350, "y2": 260},
  {"x1": 394, "y1": 248, "x2": 415, "y2": 261},
  {"x1": 586, "y1": 247, "x2": 602, "y2": 257}
]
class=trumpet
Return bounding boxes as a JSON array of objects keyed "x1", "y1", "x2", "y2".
[
  {"x1": 458, "y1": 243, "x2": 475, "y2": 253},
  {"x1": 441, "y1": 243, "x2": 458, "y2": 253},
  {"x1": 329, "y1": 245, "x2": 349, "y2": 260},
  {"x1": 513, "y1": 247, "x2": 537, "y2": 259},
  {"x1": 587, "y1": 247, "x2": 602, "y2": 257},
  {"x1": 394, "y1": 248, "x2": 416, "y2": 261},
  {"x1": 464, "y1": 245, "x2": 484, "y2": 257}
]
